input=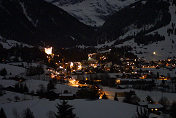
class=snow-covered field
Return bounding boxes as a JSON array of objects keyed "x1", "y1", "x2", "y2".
[
  {"x1": 0, "y1": 91, "x2": 35, "y2": 104},
  {"x1": 24, "y1": 79, "x2": 78, "y2": 94},
  {"x1": 136, "y1": 67, "x2": 176, "y2": 77},
  {"x1": 0, "y1": 78, "x2": 78, "y2": 95},
  {"x1": 0, "y1": 79, "x2": 17, "y2": 88},
  {"x1": 0, "y1": 63, "x2": 26, "y2": 77},
  {"x1": 0, "y1": 99, "x2": 137, "y2": 118},
  {"x1": 102, "y1": 87, "x2": 176, "y2": 104}
]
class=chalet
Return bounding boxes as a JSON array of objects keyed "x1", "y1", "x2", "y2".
[
  {"x1": 138, "y1": 101, "x2": 148, "y2": 107},
  {"x1": 148, "y1": 104, "x2": 163, "y2": 113}
]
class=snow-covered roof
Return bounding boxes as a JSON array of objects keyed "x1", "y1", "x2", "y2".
[
  {"x1": 138, "y1": 101, "x2": 148, "y2": 106},
  {"x1": 149, "y1": 113, "x2": 159, "y2": 118},
  {"x1": 148, "y1": 104, "x2": 163, "y2": 109},
  {"x1": 60, "y1": 93, "x2": 74, "y2": 97}
]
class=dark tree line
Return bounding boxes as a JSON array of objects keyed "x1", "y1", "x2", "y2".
[
  {"x1": 0, "y1": 68, "x2": 7, "y2": 76},
  {"x1": 14, "y1": 83, "x2": 29, "y2": 93},
  {"x1": 26, "y1": 65, "x2": 44, "y2": 76},
  {"x1": 0, "y1": 44, "x2": 47, "y2": 63},
  {"x1": 135, "y1": 33, "x2": 165, "y2": 45},
  {"x1": 107, "y1": 46, "x2": 137, "y2": 64},
  {"x1": 1, "y1": 100, "x2": 77, "y2": 118},
  {"x1": 0, "y1": 108, "x2": 7, "y2": 118},
  {"x1": 97, "y1": 0, "x2": 171, "y2": 42}
]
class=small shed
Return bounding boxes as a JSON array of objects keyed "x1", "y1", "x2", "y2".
[{"x1": 148, "y1": 104, "x2": 163, "y2": 113}]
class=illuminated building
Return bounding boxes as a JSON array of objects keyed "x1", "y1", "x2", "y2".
[{"x1": 45, "y1": 47, "x2": 53, "y2": 55}]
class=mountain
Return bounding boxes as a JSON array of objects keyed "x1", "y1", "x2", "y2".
[
  {"x1": 45, "y1": 0, "x2": 138, "y2": 26},
  {"x1": 95, "y1": 0, "x2": 176, "y2": 60},
  {"x1": 98, "y1": 0, "x2": 171, "y2": 41},
  {"x1": 0, "y1": 0, "x2": 96, "y2": 48}
]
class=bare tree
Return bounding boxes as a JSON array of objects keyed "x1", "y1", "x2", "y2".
[
  {"x1": 135, "y1": 107, "x2": 149, "y2": 118},
  {"x1": 47, "y1": 111, "x2": 55, "y2": 118},
  {"x1": 12, "y1": 108, "x2": 20, "y2": 118},
  {"x1": 22, "y1": 108, "x2": 35, "y2": 118}
]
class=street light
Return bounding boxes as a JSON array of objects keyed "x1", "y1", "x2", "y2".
[{"x1": 153, "y1": 51, "x2": 156, "y2": 55}]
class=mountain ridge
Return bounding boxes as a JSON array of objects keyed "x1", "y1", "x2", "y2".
[
  {"x1": 0, "y1": 0, "x2": 96, "y2": 48},
  {"x1": 47, "y1": 0, "x2": 137, "y2": 26}
]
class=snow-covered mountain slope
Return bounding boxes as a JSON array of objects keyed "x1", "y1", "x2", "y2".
[
  {"x1": 0, "y1": 35, "x2": 33, "y2": 49},
  {"x1": 46, "y1": 0, "x2": 137, "y2": 26},
  {"x1": 98, "y1": 2, "x2": 176, "y2": 61}
]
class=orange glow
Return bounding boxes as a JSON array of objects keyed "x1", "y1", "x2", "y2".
[
  {"x1": 70, "y1": 62, "x2": 74, "y2": 68},
  {"x1": 78, "y1": 64, "x2": 82, "y2": 70},
  {"x1": 69, "y1": 79, "x2": 79, "y2": 87},
  {"x1": 45, "y1": 47, "x2": 53, "y2": 55},
  {"x1": 158, "y1": 77, "x2": 169, "y2": 80},
  {"x1": 142, "y1": 66, "x2": 156, "y2": 68},
  {"x1": 99, "y1": 94, "x2": 103, "y2": 99},
  {"x1": 140, "y1": 75, "x2": 147, "y2": 79},
  {"x1": 168, "y1": 59, "x2": 171, "y2": 61},
  {"x1": 50, "y1": 74, "x2": 55, "y2": 78},
  {"x1": 116, "y1": 80, "x2": 121, "y2": 84}
]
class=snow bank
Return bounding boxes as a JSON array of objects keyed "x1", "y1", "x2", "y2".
[{"x1": 0, "y1": 99, "x2": 137, "y2": 118}]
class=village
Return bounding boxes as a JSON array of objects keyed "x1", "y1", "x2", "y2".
[
  {"x1": 42, "y1": 46, "x2": 176, "y2": 117},
  {"x1": 0, "y1": 0, "x2": 176, "y2": 118},
  {"x1": 0, "y1": 46, "x2": 176, "y2": 118}
]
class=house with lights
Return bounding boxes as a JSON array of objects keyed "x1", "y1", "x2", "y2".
[{"x1": 147, "y1": 104, "x2": 163, "y2": 114}]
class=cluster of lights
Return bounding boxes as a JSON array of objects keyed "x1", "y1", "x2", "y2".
[
  {"x1": 142, "y1": 66, "x2": 156, "y2": 68},
  {"x1": 78, "y1": 64, "x2": 82, "y2": 70},
  {"x1": 100, "y1": 56, "x2": 107, "y2": 60},
  {"x1": 151, "y1": 108, "x2": 158, "y2": 111},
  {"x1": 69, "y1": 79, "x2": 79, "y2": 87},
  {"x1": 70, "y1": 62, "x2": 74, "y2": 68}
]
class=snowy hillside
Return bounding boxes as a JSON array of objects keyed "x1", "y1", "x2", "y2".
[
  {"x1": 0, "y1": 99, "x2": 137, "y2": 118},
  {"x1": 95, "y1": 1, "x2": 176, "y2": 61},
  {"x1": 47, "y1": 0, "x2": 137, "y2": 26},
  {"x1": 115, "y1": 3, "x2": 176, "y2": 61},
  {"x1": 0, "y1": 35, "x2": 33, "y2": 49}
]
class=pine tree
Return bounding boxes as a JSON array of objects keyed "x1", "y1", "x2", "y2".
[
  {"x1": 170, "y1": 102, "x2": 176, "y2": 118},
  {"x1": 102, "y1": 93, "x2": 108, "y2": 99},
  {"x1": 0, "y1": 68, "x2": 7, "y2": 76},
  {"x1": 0, "y1": 108, "x2": 7, "y2": 118},
  {"x1": 114, "y1": 92, "x2": 118, "y2": 101},
  {"x1": 23, "y1": 108, "x2": 35, "y2": 118},
  {"x1": 47, "y1": 80, "x2": 55, "y2": 92},
  {"x1": 146, "y1": 95, "x2": 154, "y2": 104},
  {"x1": 135, "y1": 107, "x2": 149, "y2": 118},
  {"x1": 157, "y1": 72, "x2": 159, "y2": 78},
  {"x1": 24, "y1": 84, "x2": 29, "y2": 93},
  {"x1": 15, "y1": 83, "x2": 20, "y2": 91},
  {"x1": 55, "y1": 100, "x2": 76, "y2": 118},
  {"x1": 14, "y1": 96, "x2": 20, "y2": 102},
  {"x1": 19, "y1": 83, "x2": 24, "y2": 92}
]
